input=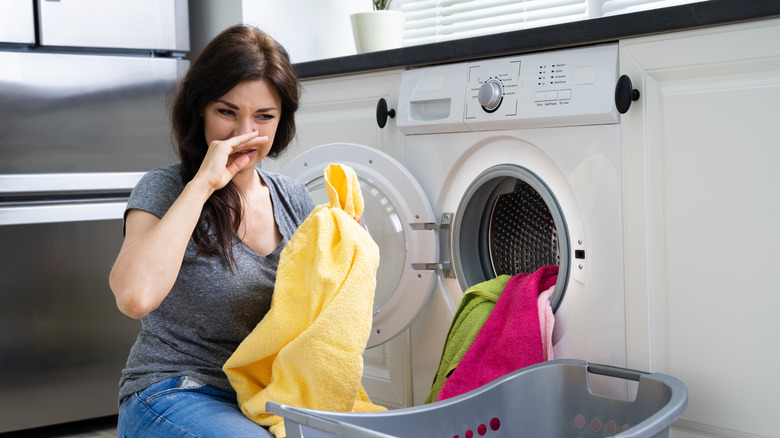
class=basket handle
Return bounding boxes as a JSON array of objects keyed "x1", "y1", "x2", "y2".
[
  {"x1": 584, "y1": 362, "x2": 689, "y2": 438},
  {"x1": 586, "y1": 362, "x2": 647, "y2": 382}
]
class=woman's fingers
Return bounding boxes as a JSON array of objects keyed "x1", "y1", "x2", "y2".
[
  {"x1": 225, "y1": 152, "x2": 253, "y2": 176},
  {"x1": 222, "y1": 130, "x2": 262, "y2": 150},
  {"x1": 228, "y1": 133, "x2": 269, "y2": 155}
]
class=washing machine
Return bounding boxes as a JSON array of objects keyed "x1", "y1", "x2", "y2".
[{"x1": 281, "y1": 43, "x2": 627, "y2": 407}]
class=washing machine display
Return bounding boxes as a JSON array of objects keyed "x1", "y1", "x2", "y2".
[{"x1": 283, "y1": 43, "x2": 627, "y2": 406}]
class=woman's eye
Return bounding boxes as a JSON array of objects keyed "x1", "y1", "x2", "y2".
[
  {"x1": 256, "y1": 114, "x2": 274, "y2": 121},
  {"x1": 218, "y1": 109, "x2": 235, "y2": 116}
]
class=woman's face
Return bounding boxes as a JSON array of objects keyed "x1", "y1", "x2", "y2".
[{"x1": 202, "y1": 78, "x2": 282, "y2": 172}]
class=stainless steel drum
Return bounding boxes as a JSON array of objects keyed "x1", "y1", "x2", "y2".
[{"x1": 451, "y1": 164, "x2": 570, "y2": 312}]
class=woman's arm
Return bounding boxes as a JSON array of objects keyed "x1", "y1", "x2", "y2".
[
  {"x1": 109, "y1": 177, "x2": 214, "y2": 319},
  {"x1": 109, "y1": 131, "x2": 267, "y2": 319}
]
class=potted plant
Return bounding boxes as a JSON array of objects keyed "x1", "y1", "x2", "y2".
[
  {"x1": 351, "y1": 1, "x2": 405, "y2": 54},
  {"x1": 374, "y1": 0, "x2": 392, "y2": 10}
]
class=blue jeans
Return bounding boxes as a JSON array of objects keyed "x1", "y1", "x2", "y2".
[{"x1": 117, "y1": 376, "x2": 273, "y2": 437}]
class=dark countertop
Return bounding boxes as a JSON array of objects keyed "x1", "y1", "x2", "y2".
[{"x1": 294, "y1": 0, "x2": 780, "y2": 79}]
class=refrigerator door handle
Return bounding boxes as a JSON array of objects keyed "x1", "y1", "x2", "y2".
[
  {"x1": 0, "y1": 201, "x2": 128, "y2": 226},
  {"x1": 0, "y1": 173, "x2": 145, "y2": 195}
]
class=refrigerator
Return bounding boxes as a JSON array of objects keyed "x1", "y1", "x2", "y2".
[{"x1": 0, "y1": 0, "x2": 190, "y2": 432}]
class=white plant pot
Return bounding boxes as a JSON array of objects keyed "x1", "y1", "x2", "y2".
[{"x1": 350, "y1": 10, "x2": 405, "y2": 54}]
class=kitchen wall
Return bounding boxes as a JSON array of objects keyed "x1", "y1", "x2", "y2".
[
  {"x1": 189, "y1": 0, "x2": 371, "y2": 62},
  {"x1": 188, "y1": 1, "x2": 715, "y2": 65}
]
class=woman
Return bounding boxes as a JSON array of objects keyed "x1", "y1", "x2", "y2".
[{"x1": 109, "y1": 25, "x2": 315, "y2": 437}]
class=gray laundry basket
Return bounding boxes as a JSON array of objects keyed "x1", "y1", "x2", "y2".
[{"x1": 266, "y1": 359, "x2": 687, "y2": 438}]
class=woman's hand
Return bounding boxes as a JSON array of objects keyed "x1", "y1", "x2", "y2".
[{"x1": 195, "y1": 131, "x2": 269, "y2": 191}]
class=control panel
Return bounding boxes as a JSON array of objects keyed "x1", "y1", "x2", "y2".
[
  {"x1": 398, "y1": 43, "x2": 619, "y2": 134},
  {"x1": 463, "y1": 44, "x2": 619, "y2": 129}
]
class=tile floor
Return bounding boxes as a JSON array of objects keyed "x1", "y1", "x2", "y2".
[{"x1": 0, "y1": 416, "x2": 117, "y2": 438}]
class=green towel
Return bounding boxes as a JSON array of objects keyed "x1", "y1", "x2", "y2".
[{"x1": 425, "y1": 275, "x2": 511, "y2": 403}]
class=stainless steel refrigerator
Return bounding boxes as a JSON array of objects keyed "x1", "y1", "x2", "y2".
[{"x1": 0, "y1": 0, "x2": 190, "y2": 432}]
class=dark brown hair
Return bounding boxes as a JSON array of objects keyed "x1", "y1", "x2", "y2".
[{"x1": 171, "y1": 24, "x2": 300, "y2": 268}]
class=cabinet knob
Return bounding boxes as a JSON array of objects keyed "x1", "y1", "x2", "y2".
[
  {"x1": 376, "y1": 98, "x2": 396, "y2": 128},
  {"x1": 615, "y1": 75, "x2": 640, "y2": 114}
]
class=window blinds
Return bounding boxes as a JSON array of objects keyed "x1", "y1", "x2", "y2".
[
  {"x1": 601, "y1": 0, "x2": 702, "y2": 15},
  {"x1": 392, "y1": 0, "x2": 707, "y2": 46}
]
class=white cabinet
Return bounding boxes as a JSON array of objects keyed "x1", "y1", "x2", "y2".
[
  {"x1": 619, "y1": 18, "x2": 780, "y2": 438},
  {"x1": 265, "y1": 69, "x2": 405, "y2": 172}
]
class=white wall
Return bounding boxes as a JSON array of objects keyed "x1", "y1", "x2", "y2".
[
  {"x1": 189, "y1": 0, "x2": 371, "y2": 62},
  {"x1": 242, "y1": 0, "x2": 372, "y2": 64}
]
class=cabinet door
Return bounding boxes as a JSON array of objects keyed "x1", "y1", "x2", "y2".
[
  {"x1": 266, "y1": 69, "x2": 404, "y2": 172},
  {"x1": 620, "y1": 18, "x2": 780, "y2": 438}
]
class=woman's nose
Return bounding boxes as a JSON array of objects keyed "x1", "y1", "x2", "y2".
[{"x1": 236, "y1": 117, "x2": 257, "y2": 135}]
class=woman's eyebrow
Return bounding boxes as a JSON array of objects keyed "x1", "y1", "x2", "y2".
[
  {"x1": 215, "y1": 99, "x2": 238, "y2": 109},
  {"x1": 215, "y1": 99, "x2": 277, "y2": 113}
]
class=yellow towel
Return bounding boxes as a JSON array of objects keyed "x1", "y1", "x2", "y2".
[{"x1": 223, "y1": 164, "x2": 386, "y2": 437}]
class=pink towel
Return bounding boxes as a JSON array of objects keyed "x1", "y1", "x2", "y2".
[
  {"x1": 538, "y1": 285, "x2": 555, "y2": 361},
  {"x1": 437, "y1": 265, "x2": 558, "y2": 401}
]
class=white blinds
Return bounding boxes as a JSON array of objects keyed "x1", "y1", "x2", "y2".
[
  {"x1": 600, "y1": 0, "x2": 702, "y2": 15},
  {"x1": 392, "y1": 0, "x2": 708, "y2": 46}
]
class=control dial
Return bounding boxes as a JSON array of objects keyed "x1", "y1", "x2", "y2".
[{"x1": 478, "y1": 78, "x2": 503, "y2": 112}]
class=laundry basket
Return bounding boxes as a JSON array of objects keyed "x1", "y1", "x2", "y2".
[{"x1": 266, "y1": 359, "x2": 687, "y2": 438}]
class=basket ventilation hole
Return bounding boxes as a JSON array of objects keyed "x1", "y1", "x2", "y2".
[
  {"x1": 574, "y1": 414, "x2": 586, "y2": 429},
  {"x1": 590, "y1": 417, "x2": 602, "y2": 432},
  {"x1": 606, "y1": 420, "x2": 617, "y2": 435},
  {"x1": 453, "y1": 416, "x2": 501, "y2": 438}
]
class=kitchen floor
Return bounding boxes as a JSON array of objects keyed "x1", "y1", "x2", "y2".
[{"x1": 0, "y1": 416, "x2": 117, "y2": 438}]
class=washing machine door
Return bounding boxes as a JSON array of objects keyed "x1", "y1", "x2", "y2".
[{"x1": 279, "y1": 143, "x2": 438, "y2": 348}]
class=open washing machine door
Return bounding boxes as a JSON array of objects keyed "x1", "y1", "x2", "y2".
[{"x1": 279, "y1": 143, "x2": 438, "y2": 348}]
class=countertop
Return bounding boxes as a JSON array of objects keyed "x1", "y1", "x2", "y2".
[{"x1": 294, "y1": 0, "x2": 780, "y2": 79}]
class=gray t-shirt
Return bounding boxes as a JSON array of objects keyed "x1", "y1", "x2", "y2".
[{"x1": 118, "y1": 163, "x2": 315, "y2": 403}]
